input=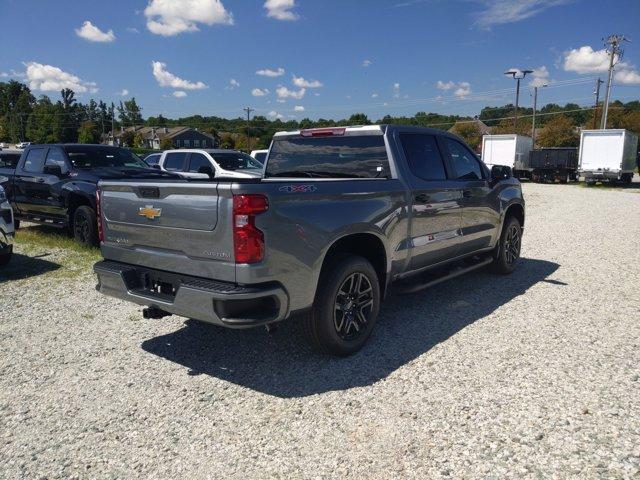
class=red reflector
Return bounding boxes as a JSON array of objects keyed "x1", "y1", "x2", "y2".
[
  {"x1": 300, "y1": 127, "x2": 346, "y2": 137},
  {"x1": 233, "y1": 194, "x2": 268, "y2": 264},
  {"x1": 96, "y1": 188, "x2": 104, "y2": 243}
]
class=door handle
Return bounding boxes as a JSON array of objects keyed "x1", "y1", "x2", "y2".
[
  {"x1": 462, "y1": 189, "x2": 472, "y2": 198},
  {"x1": 415, "y1": 193, "x2": 430, "y2": 203}
]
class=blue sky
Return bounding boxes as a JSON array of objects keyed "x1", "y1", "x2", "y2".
[{"x1": 1, "y1": 0, "x2": 639, "y2": 120}]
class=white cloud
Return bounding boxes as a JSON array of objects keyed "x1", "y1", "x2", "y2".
[
  {"x1": 371, "y1": 93, "x2": 379, "y2": 98},
  {"x1": 292, "y1": 75, "x2": 323, "y2": 88},
  {"x1": 529, "y1": 65, "x2": 550, "y2": 87},
  {"x1": 563, "y1": 45, "x2": 640, "y2": 85},
  {"x1": 393, "y1": 83, "x2": 401, "y2": 98},
  {"x1": 144, "y1": 0, "x2": 233, "y2": 36},
  {"x1": 75, "y1": 21, "x2": 116, "y2": 42},
  {"x1": 264, "y1": 0, "x2": 299, "y2": 21},
  {"x1": 276, "y1": 99, "x2": 286, "y2": 103},
  {"x1": 24, "y1": 62, "x2": 98, "y2": 93},
  {"x1": 251, "y1": 88, "x2": 270, "y2": 97},
  {"x1": 126, "y1": 27, "x2": 140, "y2": 33},
  {"x1": 362, "y1": 59, "x2": 373, "y2": 67},
  {"x1": 256, "y1": 67, "x2": 285, "y2": 77},
  {"x1": 268, "y1": 110, "x2": 284, "y2": 119},
  {"x1": 118, "y1": 89, "x2": 130, "y2": 96},
  {"x1": 294, "y1": 105, "x2": 305, "y2": 111},
  {"x1": 454, "y1": 81, "x2": 471, "y2": 99},
  {"x1": 614, "y1": 69, "x2": 640, "y2": 85},
  {"x1": 475, "y1": 0, "x2": 571, "y2": 29},
  {"x1": 436, "y1": 80, "x2": 455, "y2": 90},
  {"x1": 228, "y1": 78, "x2": 240, "y2": 90},
  {"x1": 152, "y1": 61, "x2": 207, "y2": 90},
  {"x1": 276, "y1": 86, "x2": 306, "y2": 99},
  {"x1": 172, "y1": 91, "x2": 187, "y2": 98}
]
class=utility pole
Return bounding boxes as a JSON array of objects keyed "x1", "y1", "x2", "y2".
[
  {"x1": 111, "y1": 102, "x2": 115, "y2": 145},
  {"x1": 592, "y1": 78, "x2": 603, "y2": 129},
  {"x1": 531, "y1": 83, "x2": 547, "y2": 149},
  {"x1": 600, "y1": 34, "x2": 628, "y2": 130},
  {"x1": 505, "y1": 69, "x2": 533, "y2": 130},
  {"x1": 243, "y1": 107, "x2": 254, "y2": 152}
]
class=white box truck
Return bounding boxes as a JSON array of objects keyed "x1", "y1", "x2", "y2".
[
  {"x1": 579, "y1": 129, "x2": 638, "y2": 184},
  {"x1": 481, "y1": 135, "x2": 533, "y2": 179}
]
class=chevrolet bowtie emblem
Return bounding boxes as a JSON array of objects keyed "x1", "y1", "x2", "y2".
[{"x1": 138, "y1": 205, "x2": 162, "y2": 220}]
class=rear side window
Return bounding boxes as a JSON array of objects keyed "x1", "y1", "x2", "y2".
[
  {"x1": 400, "y1": 134, "x2": 447, "y2": 181},
  {"x1": 266, "y1": 135, "x2": 389, "y2": 179},
  {"x1": 444, "y1": 138, "x2": 484, "y2": 180},
  {"x1": 45, "y1": 147, "x2": 68, "y2": 171},
  {"x1": 188, "y1": 153, "x2": 212, "y2": 173},
  {"x1": 23, "y1": 148, "x2": 46, "y2": 173},
  {"x1": 164, "y1": 152, "x2": 187, "y2": 171},
  {"x1": 0, "y1": 153, "x2": 20, "y2": 168}
]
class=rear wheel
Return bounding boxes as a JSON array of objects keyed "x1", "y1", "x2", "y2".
[
  {"x1": 492, "y1": 216, "x2": 522, "y2": 274},
  {"x1": 73, "y1": 206, "x2": 98, "y2": 246},
  {"x1": 0, "y1": 248, "x2": 11, "y2": 266},
  {"x1": 303, "y1": 256, "x2": 380, "y2": 356}
]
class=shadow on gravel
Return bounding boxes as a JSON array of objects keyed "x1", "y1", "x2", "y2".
[
  {"x1": 0, "y1": 253, "x2": 61, "y2": 282},
  {"x1": 142, "y1": 258, "x2": 560, "y2": 398}
]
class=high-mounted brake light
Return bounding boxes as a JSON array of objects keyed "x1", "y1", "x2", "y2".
[
  {"x1": 233, "y1": 194, "x2": 268, "y2": 264},
  {"x1": 96, "y1": 188, "x2": 104, "y2": 243},
  {"x1": 300, "y1": 128, "x2": 346, "y2": 137}
]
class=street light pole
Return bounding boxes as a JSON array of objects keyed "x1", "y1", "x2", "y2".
[
  {"x1": 592, "y1": 78, "x2": 603, "y2": 129},
  {"x1": 505, "y1": 69, "x2": 533, "y2": 130},
  {"x1": 243, "y1": 107, "x2": 254, "y2": 152}
]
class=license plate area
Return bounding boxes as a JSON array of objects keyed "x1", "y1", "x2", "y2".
[{"x1": 124, "y1": 268, "x2": 181, "y2": 301}]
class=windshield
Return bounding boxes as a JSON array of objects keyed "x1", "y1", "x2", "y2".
[
  {"x1": 266, "y1": 135, "x2": 390, "y2": 178},
  {"x1": 65, "y1": 146, "x2": 148, "y2": 169},
  {"x1": 211, "y1": 152, "x2": 262, "y2": 171}
]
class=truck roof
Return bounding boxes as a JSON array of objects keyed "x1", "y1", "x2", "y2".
[{"x1": 273, "y1": 124, "x2": 463, "y2": 140}]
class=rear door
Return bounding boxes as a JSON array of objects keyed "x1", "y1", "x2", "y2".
[
  {"x1": 441, "y1": 136, "x2": 499, "y2": 255},
  {"x1": 13, "y1": 147, "x2": 47, "y2": 215},
  {"x1": 398, "y1": 133, "x2": 463, "y2": 269}
]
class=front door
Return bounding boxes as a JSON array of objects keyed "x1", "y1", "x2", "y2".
[
  {"x1": 13, "y1": 146, "x2": 47, "y2": 215},
  {"x1": 441, "y1": 137, "x2": 500, "y2": 255},
  {"x1": 398, "y1": 132, "x2": 463, "y2": 270}
]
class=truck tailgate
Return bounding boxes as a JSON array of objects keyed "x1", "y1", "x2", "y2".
[{"x1": 99, "y1": 180, "x2": 236, "y2": 282}]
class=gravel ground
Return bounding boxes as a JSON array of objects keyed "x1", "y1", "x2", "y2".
[{"x1": 1, "y1": 182, "x2": 639, "y2": 479}]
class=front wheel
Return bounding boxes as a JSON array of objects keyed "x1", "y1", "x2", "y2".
[
  {"x1": 492, "y1": 216, "x2": 522, "y2": 274},
  {"x1": 303, "y1": 256, "x2": 380, "y2": 356}
]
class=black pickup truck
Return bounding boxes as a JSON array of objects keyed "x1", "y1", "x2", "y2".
[{"x1": 0, "y1": 144, "x2": 171, "y2": 245}]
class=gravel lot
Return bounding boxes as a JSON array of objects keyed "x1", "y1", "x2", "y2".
[{"x1": 1, "y1": 182, "x2": 639, "y2": 479}]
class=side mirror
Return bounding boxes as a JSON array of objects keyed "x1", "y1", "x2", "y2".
[
  {"x1": 491, "y1": 165, "x2": 511, "y2": 183},
  {"x1": 197, "y1": 165, "x2": 215, "y2": 179},
  {"x1": 43, "y1": 164, "x2": 63, "y2": 177}
]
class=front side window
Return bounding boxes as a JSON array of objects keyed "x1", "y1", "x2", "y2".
[
  {"x1": 188, "y1": 153, "x2": 212, "y2": 173},
  {"x1": 144, "y1": 154, "x2": 161, "y2": 166},
  {"x1": 400, "y1": 134, "x2": 447, "y2": 181},
  {"x1": 444, "y1": 138, "x2": 484, "y2": 180},
  {"x1": 164, "y1": 152, "x2": 187, "y2": 171},
  {"x1": 23, "y1": 148, "x2": 46, "y2": 173},
  {"x1": 266, "y1": 135, "x2": 390, "y2": 179},
  {"x1": 254, "y1": 152, "x2": 267, "y2": 164}
]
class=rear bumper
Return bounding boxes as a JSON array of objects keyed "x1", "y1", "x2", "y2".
[
  {"x1": 580, "y1": 170, "x2": 625, "y2": 180},
  {"x1": 93, "y1": 260, "x2": 289, "y2": 328}
]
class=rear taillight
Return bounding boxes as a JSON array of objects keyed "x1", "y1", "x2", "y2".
[
  {"x1": 96, "y1": 188, "x2": 104, "y2": 243},
  {"x1": 233, "y1": 194, "x2": 268, "y2": 264},
  {"x1": 300, "y1": 127, "x2": 346, "y2": 137}
]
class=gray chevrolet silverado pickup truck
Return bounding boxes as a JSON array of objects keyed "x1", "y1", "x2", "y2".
[{"x1": 94, "y1": 125, "x2": 525, "y2": 356}]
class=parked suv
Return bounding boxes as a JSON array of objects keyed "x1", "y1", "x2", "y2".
[
  {"x1": 0, "y1": 144, "x2": 172, "y2": 246},
  {"x1": 0, "y1": 177, "x2": 14, "y2": 266},
  {"x1": 156, "y1": 149, "x2": 263, "y2": 179},
  {"x1": 94, "y1": 125, "x2": 525, "y2": 356}
]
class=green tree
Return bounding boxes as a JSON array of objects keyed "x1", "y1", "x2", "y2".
[
  {"x1": 77, "y1": 120, "x2": 100, "y2": 144},
  {"x1": 219, "y1": 132, "x2": 236, "y2": 149},
  {"x1": 160, "y1": 137, "x2": 173, "y2": 150},
  {"x1": 537, "y1": 115, "x2": 579, "y2": 147},
  {"x1": 133, "y1": 132, "x2": 145, "y2": 148},
  {"x1": 120, "y1": 130, "x2": 135, "y2": 147},
  {"x1": 118, "y1": 98, "x2": 142, "y2": 125},
  {"x1": 451, "y1": 121, "x2": 482, "y2": 150},
  {"x1": 0, "y1": 80, "x2": 35, "y2": 141}
]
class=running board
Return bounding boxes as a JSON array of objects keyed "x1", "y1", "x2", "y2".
[
  {"x1": 17, "y1": 215, "x2": 67, "y2": 228},
  {"x1": 394, "y1": 257, "x2": 493, "y2": 295}
]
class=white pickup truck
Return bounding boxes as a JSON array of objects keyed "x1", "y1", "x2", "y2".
[{"x1": 155, "y1": 149, "x2": 263, "y2": 179}]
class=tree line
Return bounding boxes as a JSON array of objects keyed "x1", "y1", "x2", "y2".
[{"x1": 1, "y1": 80, "x2": 639, "y2": 151}]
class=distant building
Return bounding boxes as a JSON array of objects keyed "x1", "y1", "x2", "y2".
[{"x1": 105, "y1": 126, "x2": 218, "y2": 149}]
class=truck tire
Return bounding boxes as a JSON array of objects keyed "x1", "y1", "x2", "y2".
[
  {"x1": 0, "y1": 249, "x2": 11, "y2": 266},
  {"x1": 73, "y1": 206, "x2": 98, "y2": 246},
  {"x1": 491, "y1": 216, "x2": 522, "y2": 274},
  {"x1": 13, "y1": 219, "x2": 20, "y2": 229},
  {"x1": 303, "y1": 255, "x2": 380, "y2": 356}
]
